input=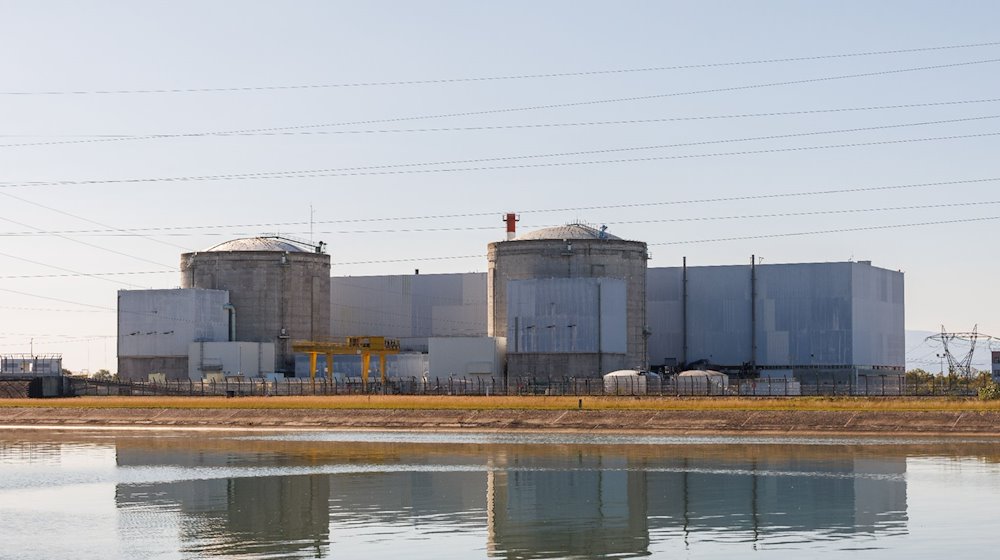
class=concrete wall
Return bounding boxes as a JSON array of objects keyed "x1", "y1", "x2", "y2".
[
  {"x1": 188, "y1": 342, "x2": 276, "y2": 380},
  {"x1": 428, "y1": 336, "x2": 505, "y2": 379},
  {"x1": 646, "y1": 261, "x2": 905, "y2": 372},
  {"x1": 488, "y1": 238, "x2": 647, "y2": 377},
  {"x1": 181, "y1": 250, "x2": 330, "y2": 373},
  {"x1": 117, "y1": 288, "x2": 230, "y2": 380},
  {"x1": 330, "y1": 272, "x2": 486, "y2": 350}
]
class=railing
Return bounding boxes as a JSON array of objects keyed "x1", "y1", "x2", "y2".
[{"x1": 68, "y1": 373, "x2": 986, "y2": 398}]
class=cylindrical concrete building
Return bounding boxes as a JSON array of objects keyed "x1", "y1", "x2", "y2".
[
  {"x1": 488, "y1": 224, "x2": 648, "y2": 378},
  {"x1": 180, "y1": 237, "x2": 330, "y2": 374}
]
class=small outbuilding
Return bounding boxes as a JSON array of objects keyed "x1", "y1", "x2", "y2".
[
  {"x1": 603, "y1": 369, "x2": 652, "y2": 395},
  {"x1": 675, "y1": 370, "x2": 729, "y2": 395}
]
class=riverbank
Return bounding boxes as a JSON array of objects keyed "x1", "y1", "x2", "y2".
[{"x1": 1, "y1": 396, "x2": 999, "y2": 436}]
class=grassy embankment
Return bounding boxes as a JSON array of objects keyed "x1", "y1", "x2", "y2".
[{"x1": 1, "y1": 395, "x2": 998, "y2": 412}]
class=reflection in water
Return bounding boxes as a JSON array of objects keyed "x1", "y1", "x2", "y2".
[{"x1": 89, "y1": 435, "x2": 922, "y2": 559}]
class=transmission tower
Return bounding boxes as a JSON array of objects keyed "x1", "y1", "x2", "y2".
[{"x1": 926, "y1": 325, "x2": 998, "y2": 377}]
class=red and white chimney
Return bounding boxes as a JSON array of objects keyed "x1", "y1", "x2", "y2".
[{"x1": 504, "y1": 213, "x2": 519, "y2": 241}]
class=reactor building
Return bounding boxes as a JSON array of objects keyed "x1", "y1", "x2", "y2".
[
  {"x1": 180, "y1": 237, "x2": 330, "y2": 373},
  {"x1": 117, "y1": 236, "x2": 329, "y2": 380},
  {"x1": 116, "y1": 224, "x2": 904, "y2": 384},
  {"x1": 487, "y1": 222, "x2": 648, "y2": 377}
]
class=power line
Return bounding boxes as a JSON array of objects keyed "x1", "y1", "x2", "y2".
[
  {"x1": 1, "y1": 176, "x2": 997, "y2": 236},
  {"x1": 0, "y1": 271, "x2": 171, "y2": 280},
  {"x1": 5, "y1": 40, "x2": 998, "y2": 96},
  {"x1": 5, "y1": 96, "x2": 1000, "y2": 149},
  {"x1": 0, "y1": 249, "x2": 150, "y2": 289},
  {"x1": 0, "y1": 190, "x2": 193, "y2": 251},
  {"x1": 0, "y1": 305, "x2": 105, "y2": 313},
  {"x1": 0, "y1": 287, "x2": 117, "y2": 311},
  {"x1": 0, "y1": 213, "x2": 177, "y2": 269},
  {"x1": 3, "y1": 117, "x2": 997, "y2": 189},
  {"x1": 6, "y1": 199, "x2": 998, "y2": 239},
  {"x1": 3, "y1": 57, "x2": 997, "y2": 150},
  {"x1": 650, "y1": 216, "x2": 1000, "y2": 246},
  {"x1": 329, "y1": 215, "x2": 1000, "y2": 265}
]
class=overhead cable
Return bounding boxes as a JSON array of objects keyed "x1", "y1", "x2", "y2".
[
  {"x1": 4, "y1": 199, "x2": 998, "y2": 239},
  {"x1": 4, "y1": 96, "x2": 1000, "y2": 149},
  {"x1": 329, "y1": 216, "x2": 1000, "y2": 265},
  {"x1": 3, "y1": 58, "x2": 997, "y2": 150},
  {"x1": 5, "y1": 40, "x2": 997, "y2": 95},
  {"x1": 2, "y1": 116, "x2": 997, "y2": 189}
]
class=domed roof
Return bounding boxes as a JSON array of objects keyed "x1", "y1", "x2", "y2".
[
  {"x1": 514, "y1": 223, "x2": 620, "y2": 241},
  {"x1": 205, "y1": 237, "x2": 308, "y2": 252}
]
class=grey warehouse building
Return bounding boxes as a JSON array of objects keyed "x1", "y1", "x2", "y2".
[
  {"x1": 646, "y1": 260, "x2": 904, "y2": 377},
  {"x1": 329, "y1": 226, "x2": 904, "y2": 380}
]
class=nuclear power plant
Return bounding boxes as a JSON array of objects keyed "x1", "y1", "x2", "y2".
[{"x1": 117, "y1": 217, "x2": 905, "y2": 384}]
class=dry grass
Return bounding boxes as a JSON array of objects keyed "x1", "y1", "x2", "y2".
[{"x1": 1, "y1": 395, "x2": 998, "y2": 412}]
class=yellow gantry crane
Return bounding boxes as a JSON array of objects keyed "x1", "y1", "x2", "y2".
[{"x1": 292, "y1": 336, "x2": 400, "y2": 386}]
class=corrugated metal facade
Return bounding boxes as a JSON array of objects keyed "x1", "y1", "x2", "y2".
[
  {"x1": 118, "y1": 289, "x2": 230, "y2": 358},
  {"x1": 329, "y1": 273, "x2": 487, "y2": 351},
  {"x1": 646, "y1": 262, "x2": 904, "y2": 370},
  {"x1": 328, "y1": 261, "x2": 904, "y2": 375},
  {"x1": 117, "y1": 288, "x2": 230, "y2": 380},
  {"x1": 506, "y1": 277, "x2": 626, "y2": 354}
]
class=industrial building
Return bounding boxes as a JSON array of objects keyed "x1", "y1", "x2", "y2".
[
  {"x1": 0, "y1": 354, "x2": 62, "y2": 376},
  {"x1": 117, "y1": 226, "x2": 905, "y2": 384},
  {"x1": 181, "y1": 236, "x2": 330, "y2": 373},
  {"x1": 647, "y1": 260, "x2": 905, "y2": 379},
  {"x1": 118, "y1": 236, "x2": 327, "y2": 380},
  {"x1": 488, "y1": 222, "x2": 648, "y2": 377},
  {"x1": 117, "y1": 288, "x2": 231, "y2": 380}
]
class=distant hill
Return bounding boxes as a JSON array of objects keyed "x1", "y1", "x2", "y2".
[{"x1": 906, "y1": 329, "x2": 993, "y2": 373}]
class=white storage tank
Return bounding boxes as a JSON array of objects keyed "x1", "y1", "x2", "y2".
[
  {"x1": 675, "y1": 370, "x2": 729, "y2": 395},
  {"x1": 603, "y1": 369, "x2": 648, "y2": 395}
]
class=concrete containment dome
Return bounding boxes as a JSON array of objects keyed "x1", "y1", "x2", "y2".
[
  {"x1": 180, "y1": 237, "x2": 330, "y2": 374},
  {"x1": 514, "y1": 223, "x2": 622, "y2": 241},
  {"x1": 488, "y1": 223, "x2": 648, "y2": 379},
  {"x1": 205, "y1": 237, "x2": 309, "y2": 253}
]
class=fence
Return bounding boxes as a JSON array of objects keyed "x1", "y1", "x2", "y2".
[{"x1": 66, "y1": 373, "x2": 986, "y2": 398}]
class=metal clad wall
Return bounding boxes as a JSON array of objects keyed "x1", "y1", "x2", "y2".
[
  {"x1": 118, "y1": 289, "x2": 229, "y2": 358},
  {"x1": 645, "y1": 262, "x2": 904, "y2": 370},
  {"x1": 508, "y1": 278, "x2": 598, "y2": 353},
  {"x1": 687, "y1": 266, "x2": 752, "y2": 366},
  {"x1": 645, "y1": 268, "x2": 684, "y2": 366},
  {"x1": 599, "y1": 279, "x2": 627, "y2": 354},
  {"x1": 506, "y1": 278, "x2": 625, "y2": 354},
  {"x1": 850, "y1": 263, "x2": 905, "y2": 367},
  {"x1": 757, "y1": 264, "x2": 853, "y2": 366},
  {"x1": 330, "y1": 273, "x2": 487, "y2": 341},
  {"x1": 187, "y1": 341, "x2": 276, "y2": 379},
  {"x1": 428, "y1": 337, "x2": 504, "y2": 378}
]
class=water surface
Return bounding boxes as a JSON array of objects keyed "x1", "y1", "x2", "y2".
[{"x1": 1, "y1": 429, "x2": 999, "y2": 559}]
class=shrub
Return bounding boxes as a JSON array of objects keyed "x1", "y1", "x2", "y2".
[{"x1": 978, "y1": 381, "x2": 1000, "y2": 401}]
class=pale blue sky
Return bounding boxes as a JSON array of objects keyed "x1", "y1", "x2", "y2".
[{"x1": 1, "y1": 1, "x2": 998, "y2": 371}]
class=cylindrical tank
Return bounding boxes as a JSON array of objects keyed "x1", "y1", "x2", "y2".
[
  {"x1": 180, "y1": 237, "x2": 330, "y2": 373},
  {"x1": 488, "y1": 224, "x2": 647, "y2": 378}
]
